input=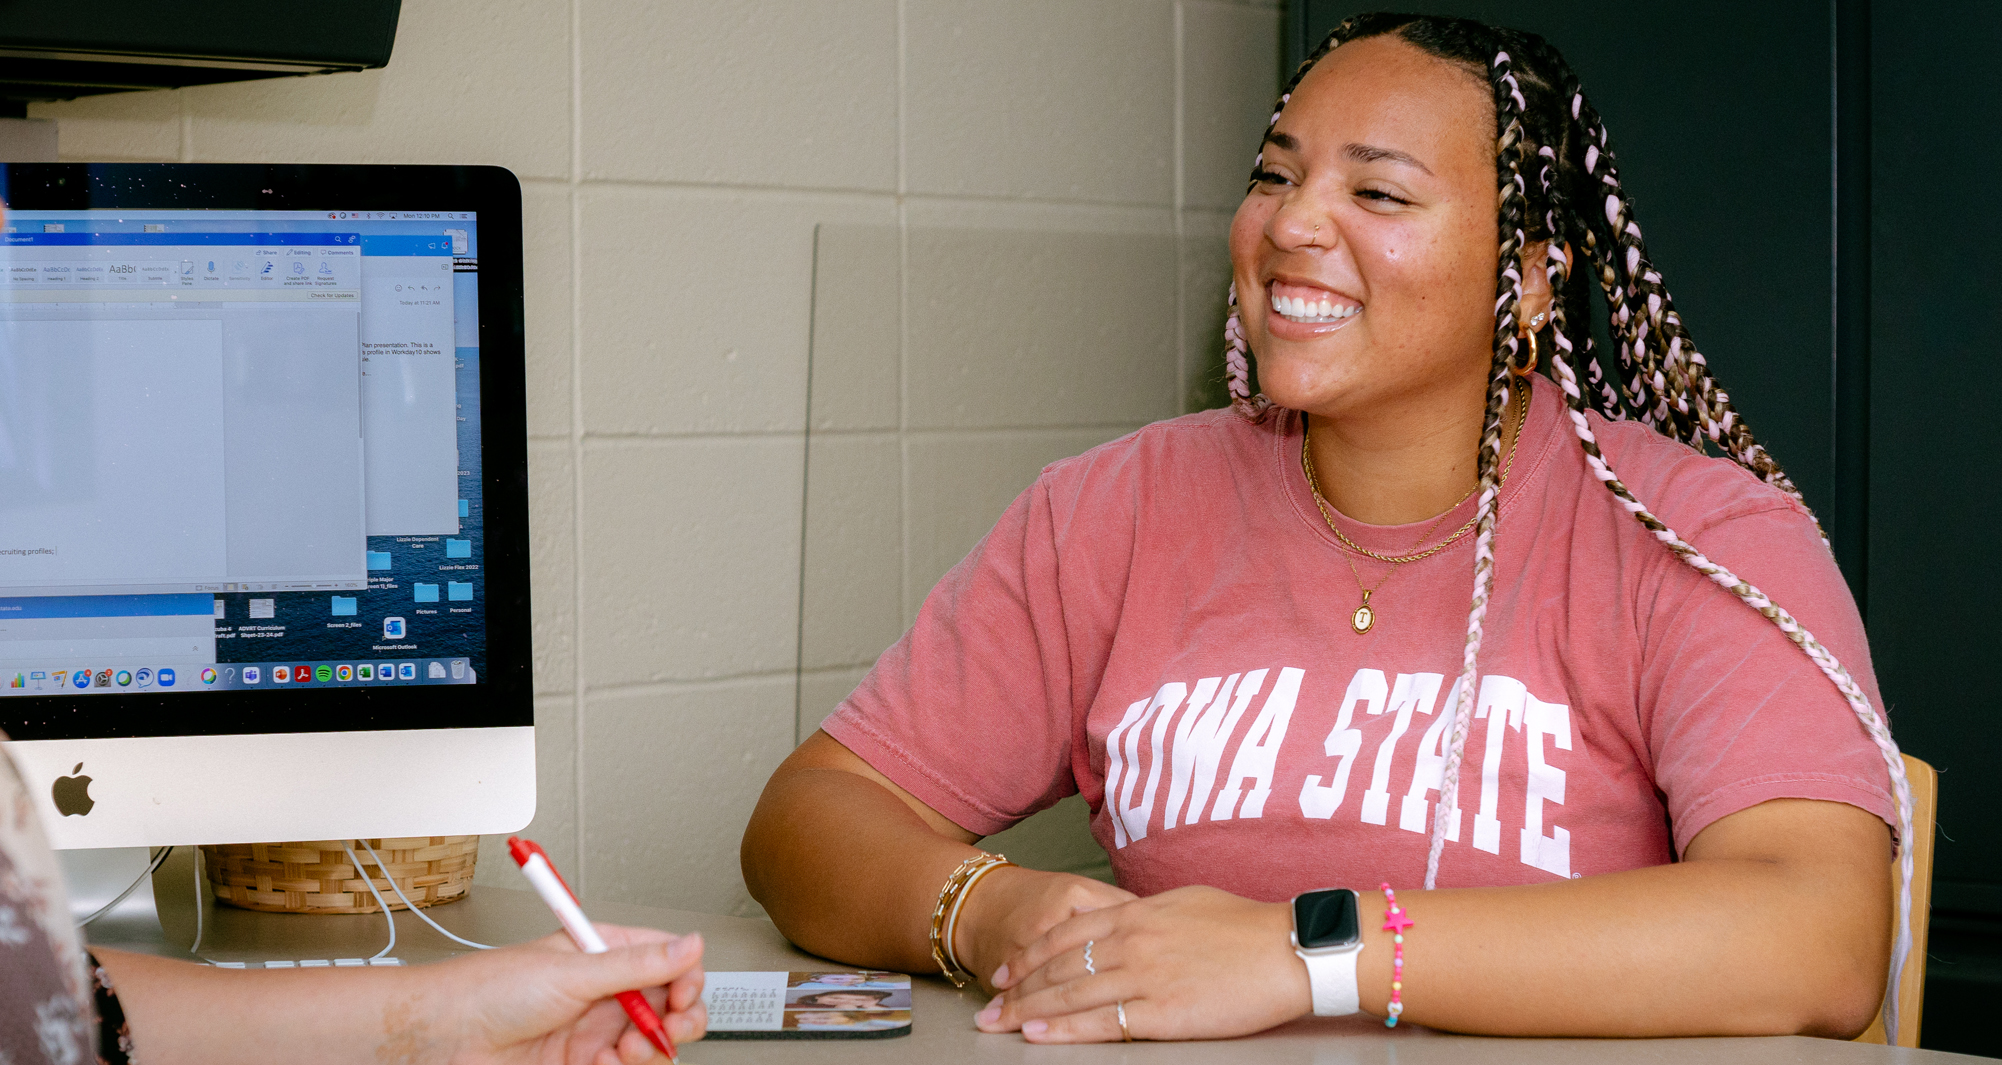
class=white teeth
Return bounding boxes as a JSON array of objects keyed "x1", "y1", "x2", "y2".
[{"x1": 1269, "y1": 286, "x2": 1361, "y2": 323}]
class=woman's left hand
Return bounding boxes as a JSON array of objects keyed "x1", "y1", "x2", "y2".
[{"x1": 973, "y1": 886, "x2": 1313, "y2": 1043}]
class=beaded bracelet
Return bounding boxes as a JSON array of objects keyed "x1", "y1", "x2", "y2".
[
  {"x1": 928, "y1": 852, "x2": 1013, "y2": 987},
  {"x1": 1380, "y1": 882, "x2": 1413, "y2": 1027}
]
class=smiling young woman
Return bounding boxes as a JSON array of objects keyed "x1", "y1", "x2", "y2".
[{"x1": 740, "y1": 13, "x2": 1910, "y2": 1044}]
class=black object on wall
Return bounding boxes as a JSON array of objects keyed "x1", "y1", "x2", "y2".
[
  {"x1": 1284, "y1": 2, "x2": 1999, "y2": 1055},
  {"x1": 0, "y1": 1, "x2": 401, "y2": 116}
]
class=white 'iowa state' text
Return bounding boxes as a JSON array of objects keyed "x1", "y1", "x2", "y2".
[{"x1": 1103, "y1": 666, "x2": 1573, "y2": 877}]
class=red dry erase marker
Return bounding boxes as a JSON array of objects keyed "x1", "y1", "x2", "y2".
[{"x1": 509, "y1": 837, "x2": 681, "y2": 1063}]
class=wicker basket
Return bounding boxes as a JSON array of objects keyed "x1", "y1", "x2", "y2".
[{"x1": 200, "y1": 836, "x2": 478, "y2": 915}]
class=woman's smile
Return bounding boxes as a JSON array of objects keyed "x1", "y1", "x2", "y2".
[{"x1": 1267, "y1": 278, "x2": 1363, "y2": 337}]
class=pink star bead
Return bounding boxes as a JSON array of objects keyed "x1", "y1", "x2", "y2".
[{"x1": 1382, "y1": 906, "x2": 1415, "y2": 934}]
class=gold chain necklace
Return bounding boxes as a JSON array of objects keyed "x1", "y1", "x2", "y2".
[{"x1": 1303, "y1": 381, "x2": 1529, "y2": 634}]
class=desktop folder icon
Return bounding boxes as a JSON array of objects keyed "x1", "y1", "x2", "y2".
[
  {"x1": 447, "y1": 581, "x2": 473, "y2": 601},
  {"x1": 445, "y1": 539, "x2": 471, "y2": 558},
  {"x1": 331, "y1": 596, "x2": 359, "y2": 616},
  {"x1": 366, "y1": 550, "x2": 393, "y2": 570},
  {"x1": 413, "y1": 583, "x2": 440, "y2": 603}
]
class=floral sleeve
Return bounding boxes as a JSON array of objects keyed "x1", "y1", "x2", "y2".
[
  {"x1": 86, "y1": 953, "x2": 135, "y2": 1065},
  {"x1": 0, "y1": 736, "x2": 126, "y2": 1065}
]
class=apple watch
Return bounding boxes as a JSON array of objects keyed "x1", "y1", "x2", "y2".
[{"x1": 1290, "y1": 887, "x2": 1364, "y2": 1017}]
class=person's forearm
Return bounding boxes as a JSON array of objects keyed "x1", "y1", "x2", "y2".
[
  {"x1": 93, "y1": 949, "x2": 429, "y2": 1065},
  {"x1": 740, "y1": 747, "x2": 983, "y2": 974},
  {"x1": 1351, "y1": 855, "x2": 1889, "y2": 1038}
]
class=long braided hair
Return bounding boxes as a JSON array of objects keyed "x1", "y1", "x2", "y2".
[{"x1": 1225, "y1": 13, "x2": 1914, "y2": 1037}]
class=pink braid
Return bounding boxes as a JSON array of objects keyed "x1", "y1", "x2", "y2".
[
  {"x1": 1223, "y1": 282, "x2": 1271, "y2": 421},
  {"x1": 1424, "y1": 48, "x2": 1526, "y2": 891},
  {"x1": 1547, "y1": 350, "x2": 1916, "y2": 1038}
]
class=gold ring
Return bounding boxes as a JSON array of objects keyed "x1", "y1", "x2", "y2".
[{"x1": 1116, "y1": 1000, "x2": 1133, "y2": 1042}]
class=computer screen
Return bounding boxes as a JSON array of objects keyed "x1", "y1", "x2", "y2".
[{"x1": 0, "y1": 165, "x2": 533, "y2": 849}]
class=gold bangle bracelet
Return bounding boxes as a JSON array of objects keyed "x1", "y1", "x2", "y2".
[
  {"x1": 942, "y1": 857, "x2": 1011, "y2": 974},
  {"x1": 928, "y1": 852, "x2": 1012, "y2": 987}
]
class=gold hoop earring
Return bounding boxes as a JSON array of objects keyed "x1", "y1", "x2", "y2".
[{"x1": 1510, "y1": 329, "x2": 1539, "y2": 377}]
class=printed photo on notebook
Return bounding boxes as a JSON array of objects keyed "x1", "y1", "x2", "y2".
[{"x1": 702, "y1": 972, "x2": 914, "y2": 1039}]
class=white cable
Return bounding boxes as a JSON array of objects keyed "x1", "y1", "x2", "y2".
[
  {"x1": 341, "y1": 841, "x2": 397, "y2": 960},
  {"x1": 188, "y1": 845, "x2": 207, "y2": 959},
  {"x1": 360, "y1": 838, "x2": 494, "y2": 950},
  {"x1": 75, "y1": 846, "x2": 172, "y2": 928}
]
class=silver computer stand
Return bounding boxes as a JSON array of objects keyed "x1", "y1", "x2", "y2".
[{"x1": 59, "y1": 846, "x2": 202, "y2": 960}]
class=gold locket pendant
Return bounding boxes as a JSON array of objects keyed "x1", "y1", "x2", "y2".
[{"x1": 1352, "y1": 590, "x2": 1375, "y2": 634}]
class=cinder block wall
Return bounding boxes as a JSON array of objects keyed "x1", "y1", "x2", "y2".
[{"x1": 35, "y1": 0, "x2": 1279, "y2": 916}]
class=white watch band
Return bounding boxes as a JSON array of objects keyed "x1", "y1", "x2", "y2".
[{"x1": 1295, "y1": 941, "x2": 1364, "y2": 1017}]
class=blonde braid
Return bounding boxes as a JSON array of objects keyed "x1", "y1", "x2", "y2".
[{"x1": 1535, "y1": 144, "x2": 1621, "y2": 418}]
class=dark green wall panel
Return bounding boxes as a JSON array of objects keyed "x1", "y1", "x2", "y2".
[{"x1": 1868, "y1": 5, "x2": 2002, "y2": 907}]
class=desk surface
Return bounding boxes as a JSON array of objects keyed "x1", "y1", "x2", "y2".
[{"x1": 100, "y1": 852, "x2": 1988, "y2": 1064}]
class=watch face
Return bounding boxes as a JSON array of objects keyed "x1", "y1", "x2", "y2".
[{"x1": 1294, "y1": 889, "x2": 1360, "y2": 949}]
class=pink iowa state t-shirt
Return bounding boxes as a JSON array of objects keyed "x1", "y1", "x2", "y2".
[{"x1": 823, "y1": 375, "x2": 1896, "y2": 899}]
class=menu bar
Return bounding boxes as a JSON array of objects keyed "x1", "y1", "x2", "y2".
[{"x1": 2, "y1": 245, "x2": 360, "y2": 301}]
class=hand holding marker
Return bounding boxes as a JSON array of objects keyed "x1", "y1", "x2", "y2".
[{"x1": 510, "y1": 837, "x2": 683, "y2": 1063}]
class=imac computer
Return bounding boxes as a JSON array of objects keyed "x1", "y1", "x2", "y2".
[{"x1": 0, "y1": 166, "x2": 534, "y2": 907}]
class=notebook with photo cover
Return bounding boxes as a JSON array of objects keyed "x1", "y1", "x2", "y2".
[{"x1": 701, "y1": 971, "x2": 914, "y2": 1039}]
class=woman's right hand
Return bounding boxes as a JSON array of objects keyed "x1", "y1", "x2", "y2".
[
  {"x1": 436, "y1": 924, "x2": 706, "y2": 1065},
  {"x1": 90, "y1": 925, "x2": 705, "y2": 1065},
  {"x1": 955, "y1": 867, "x2": 1135, "y2": 993}
]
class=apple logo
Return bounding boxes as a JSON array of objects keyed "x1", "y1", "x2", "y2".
[{"x1": 52, "y1": 763, "x2": 95, "y2": 817}]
